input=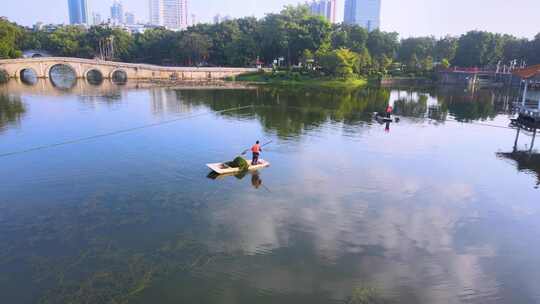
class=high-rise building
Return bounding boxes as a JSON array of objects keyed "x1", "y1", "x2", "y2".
[
  {"x1": 68, "y1": 0, "x2": 88, "y2": 24},
  {"x1": 149, "y1": 0, "x2": 188, "y2": 30},
  {"x1": 344, "y1": 0, "x2": 381, "y2": 31},
  {"x1": 213, "y1": 14, "x2": 221, "y2": 24},
  {"x1": 92, "y1": 12, "x2": 103, "y2": 25},
  {"x1": 111, "y1": 0, "x2": 124, "y2": 24},
  {"x1": 125, "y1": 12, "x2": 135, "y2": 25},
  {"x1": 308, "y1": 0, "x2": 336, "y2": 23}
]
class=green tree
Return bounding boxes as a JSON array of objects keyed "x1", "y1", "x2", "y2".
[
  {"x1": 527, "y1": 33, "x2": 540, "y2": 65},
  {"x1": 347, "y1": 26, "x2": 369, "y2": 52},
  {"x1": 366, "y1": 30, "x2": 399, "y2": 61},
  {"x1": 85, "y1": 26, "x2": 134, "y2": 61},
  {"x1": 420, "y1": 56, "x2": 434, "y2": 72},
  {"x1": 355, "y1": 47, "x2": 372, "y2": 75},
  {"x1": 502, "y1": 36, "x2": 528, "y2": 63},
  {"x1": 330, "y1": 24, "x2": 368, "y2": 53},
  {"x1": 226, "y1": 17, "x2": 261, "y2": 66},
  {"x1": 176, "y1": 32, "x2": 212, "y2": 66},
  {"x1": 440, "y1": 58, "x2": 450, "y2": 69},
  {"x1": 132, "y1": 28, "x2": 177, "y2": 64},
  {"x1": 299, "y1": 49, "x2": 314, "y2": 67},
  {"x1": 319, "y1": 48, "x2": 358, "y2": 77},
  {"x1": 398, "y1": 37, "x2": 436, "y2": 64},
  {"x1": 44, "y1": 26, "x2": 90, "y2": 57},
  {"x1": 434, "y1": 36, "x2": 458, "y2": 62},
  {"x1": 453, "y1": 31, "x2": 502, "y2": 67},
  {"x1": 258, "y1": 13, "x2": 289, "y2": 65},
  {"x1": 407, "y1": 53, "x2": 419, "y2": 73},
  {"x1": 0, "y1": 18, "x2": 23, "y2": 58}
]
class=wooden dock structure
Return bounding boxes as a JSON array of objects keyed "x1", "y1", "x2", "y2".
[{"x1": 508, "y1": 65, "x2": 540, "y2": 153}]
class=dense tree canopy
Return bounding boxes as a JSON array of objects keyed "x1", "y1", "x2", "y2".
[
  {"x1": 0, "y1": 18, "x2": 23, "y2": 58},
  {"x1": 2, "y1": 5, "x2": 540, "y2": 76}
]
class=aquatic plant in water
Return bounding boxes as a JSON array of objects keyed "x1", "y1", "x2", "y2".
[{"x1": 347, "y1": 286, "x2": 386, "y2": 304}]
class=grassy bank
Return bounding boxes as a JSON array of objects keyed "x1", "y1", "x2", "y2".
[{"x1": 230, "y1": 71, "x2": 367, "y2": 89}]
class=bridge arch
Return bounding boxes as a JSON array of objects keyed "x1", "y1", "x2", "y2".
[
  {"x1": 48, "y1": 64, "x2": 78, "y2": 90},
  {"x1": 46, "y1": 63, "x2": 78, "y2": 79},
  {"x1": 85, "y1": 68, "x2": 104, "y2": 85},
  {"x1": 110, "y1": 69, "x2": 128, "y2": 84},
  {"x1": 17, "y1": 68, "x2": 39, "y2": 85}
]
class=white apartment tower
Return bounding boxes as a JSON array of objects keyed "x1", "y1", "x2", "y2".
[{"x1": 149, "y1": 0, "x2": 188, "y2": 30}]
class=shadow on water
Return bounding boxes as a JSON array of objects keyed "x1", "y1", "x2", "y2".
[{"x1": 498, "y1": 152, "x2": 540, "y2": 188}]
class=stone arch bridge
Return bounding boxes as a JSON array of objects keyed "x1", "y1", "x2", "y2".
[{"x1": 0, "y1": 57, "x2": 257, "y2": 81}]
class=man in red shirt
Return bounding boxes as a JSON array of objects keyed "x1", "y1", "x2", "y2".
[
  {"x1": 251, "y1": 141, "x2": 261, "y2": 165},
  {"x1": 386, "y1": 105, "x2": 393, "y2": 118}
]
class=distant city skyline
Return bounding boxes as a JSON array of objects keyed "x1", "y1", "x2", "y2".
[
  {"x1": 3, "y1": 0, "x2": 540, "y2": 38},
  {"x1": 110, "y1": 0, "x2": 123, "y2": 24},
  {"x1": 149, "y1": 0, "x2": 188, "y2": 29},
  {"x1": 308, "y1": 0, "x2": 337, "y2": 24},
  {"x1": 67, "y1": 0, "x2": 89, "y2": 24},
  {"x1": 344, "y1": 0, "x2": 381, "y2": 31}
]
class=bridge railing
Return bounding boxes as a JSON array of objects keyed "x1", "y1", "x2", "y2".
[{"x1": 0, "y1": 57, "x2": 259, "y2": 73}]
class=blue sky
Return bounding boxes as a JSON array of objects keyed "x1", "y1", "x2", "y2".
[{"x1": 3, "y1": 0, "x2": 539, "y2": 38}]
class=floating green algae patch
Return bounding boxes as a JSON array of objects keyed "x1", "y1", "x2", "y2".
[
  {"x1": 347, "y1": 286, "x2": 386, "y2": 304},
  {"x1": 226, "y1": 156, "x2": 249, "y2": 171}
]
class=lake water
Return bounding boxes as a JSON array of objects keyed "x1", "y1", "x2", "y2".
[{"x1": 0, "y1": 78, "x2": 539, "y2": 304}]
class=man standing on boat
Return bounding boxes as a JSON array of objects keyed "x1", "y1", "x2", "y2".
[
  {"x1": 251, "y1": 141, "x2": 262, "y2": 165},
  {"x1": 386, "y1": 104, "x2": 393, "y2": 118}
]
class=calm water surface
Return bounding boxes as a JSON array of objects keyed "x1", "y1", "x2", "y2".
[{"x1": 0, "y1": 78, "x2": 539, "y2": 304}]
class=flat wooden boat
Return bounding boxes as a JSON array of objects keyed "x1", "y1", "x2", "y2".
[
  {"x1": 206, "y1": 159, "x2": 270, "y2": 175},
  {"x1": 374, "y1": 113, "x2": 397, "y2": 123}
]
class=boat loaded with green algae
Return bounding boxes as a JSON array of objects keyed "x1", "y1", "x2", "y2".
[
  {"x1": 226, "y1": 156, "x2": 250, "y2": 172},
  {"x1": 230, "y1": 71, "x2": 367, "y2": 89}
]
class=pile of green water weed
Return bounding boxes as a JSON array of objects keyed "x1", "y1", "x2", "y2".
[{"x1": 226, "y1": 156, "x2": 249, "y2": 171}]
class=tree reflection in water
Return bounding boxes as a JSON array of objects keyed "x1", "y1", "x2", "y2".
[
  {"x1": 178, "y1": 87, "x2": 391, "y2": 139},
  {"x1": 174, "y1": 86, "x2": 518, "y2": 139},
  {"x1": 0, "y1": 94, "x2": 26, "y2": 132}
]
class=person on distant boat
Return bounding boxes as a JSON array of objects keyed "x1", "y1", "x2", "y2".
[
  {"x1": 386, "y1": 104, "x2": 393, "y2": 118},
  {"x1": 251, "y1": 141, "x2": 262, "y2": 165}
]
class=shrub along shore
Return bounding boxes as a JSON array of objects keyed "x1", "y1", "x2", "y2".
[{"x1": 231, "y1": 71, "x2": 368, "y2": 89}]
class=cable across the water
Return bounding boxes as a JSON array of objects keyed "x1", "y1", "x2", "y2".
[
  {"x1": 0, "y1": 104, "x2": 525, "y2": 158},
  {"x1": 429, "y1": 117, "x2": 516, "y2": 130},
  {"x1": 0, "y1": 105, "x2": 254, "y2": 158}
]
